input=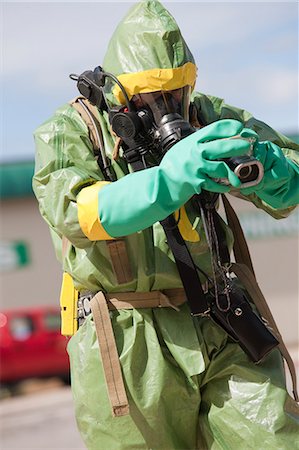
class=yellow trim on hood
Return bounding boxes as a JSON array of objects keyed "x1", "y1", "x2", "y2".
[{"x1": 113, "y1": 62, "x2": 197, "y2": 104}]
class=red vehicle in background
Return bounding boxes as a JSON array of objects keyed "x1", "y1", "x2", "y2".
[{"x1": 0, "y1": 307, "x2": 70, "y2": 387}]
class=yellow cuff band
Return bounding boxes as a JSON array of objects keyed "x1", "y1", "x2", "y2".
[{"x1": 77, "y1": 181, "x2": 115, "y2": 241}]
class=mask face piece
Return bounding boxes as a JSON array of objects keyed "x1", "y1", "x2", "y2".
[
  {"x1": 108, "y1": 81, "x2": 195, "y2": 168},
  {"x1": 131, "y1": 86, "x2": 191, "y2": 124}
]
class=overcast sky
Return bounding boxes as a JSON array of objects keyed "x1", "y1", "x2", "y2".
[{"x1": 1, "y1": 1, "x2": 298, "y2": 163}]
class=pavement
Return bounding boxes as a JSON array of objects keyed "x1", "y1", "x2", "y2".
[{"x1": 0, "y1": 386, "x2": 85, "y2": 450}]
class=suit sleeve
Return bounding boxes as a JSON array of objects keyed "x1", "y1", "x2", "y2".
[{"x1": 32, "y1": 105, "x2": 115, "y2": 252}]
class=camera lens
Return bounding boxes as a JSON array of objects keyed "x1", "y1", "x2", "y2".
[
  {"x1": 238, "y1": 165, "x2": 253, "y2": 180},
  {"x1": 223, "y1": 156, "x2": 264, "y2": 187}
]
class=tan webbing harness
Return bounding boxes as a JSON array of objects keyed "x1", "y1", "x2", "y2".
[
  {"x1": 67, "y1": 98, "x2": 298, "y2": 416},
  {"x1": 90, "y1": 288, "x2": 187, "y2": 416},
  {"x1": 90, "y1": 292, "x2": 129, "y2": 417},
  {"x1": 70, "y1": 96, "x2": 133, "y2": 285}
]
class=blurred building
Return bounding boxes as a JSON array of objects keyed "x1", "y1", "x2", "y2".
[
  {"x1": 0, "y1": 161, "x2": 61, "y2": 310},
  {"x1": 0, "y1": 143, "x2": 298, "y2": 348}
]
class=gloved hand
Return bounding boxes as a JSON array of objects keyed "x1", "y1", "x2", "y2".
[
  {"x1": 98, "y1": 119, "x2": 257, "y2": 237},
  {"x1": 240, "y1": 141, "x2": 299, "y2": 209}
]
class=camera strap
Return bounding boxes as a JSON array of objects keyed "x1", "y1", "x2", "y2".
[
  {"x1": 221, "y1": 194, "x2": 255, "y2": 274},
  {"x1": 196, "y1": 194, "x2": 234, "y2": 313},
  {"x1": 160, "y1": 213, "x2": 210, "y2": 316}
]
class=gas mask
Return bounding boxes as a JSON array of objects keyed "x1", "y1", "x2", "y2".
[
  {"x1": 70, "y1": 66, "x2": 263, "y2": 187},
  {"x1": 109, "y1": 86, "x2": 196, "y2": 167}
]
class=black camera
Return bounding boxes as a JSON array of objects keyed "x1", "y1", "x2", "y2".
[
  {"x1": 219, "y1": 155, "x2": 264, "y2": 188},
  {"x1": 212, "y1": 135, "x2": 264, "y2": 188},
  {"x1": 153, "y1": 115, "x2": 263, "y2": 188}
]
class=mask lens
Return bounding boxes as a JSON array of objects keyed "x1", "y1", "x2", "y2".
[{"x1": 132, "y1": 86, "x2": 191, "y2": 123}]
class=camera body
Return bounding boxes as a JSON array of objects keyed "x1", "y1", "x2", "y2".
[
  {"x1": 154, "y1": 116, "x2": 264, "y2": 188},
  {"x1": 217, "y1": 155, "x2": 264, "y2": 188},
  {"x1": 214, "y1": 135, "x2": 264, "y2": 188}
]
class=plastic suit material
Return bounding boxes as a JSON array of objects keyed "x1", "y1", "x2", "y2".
[
  {"x1": 32, "y1": 1, "x2": 299, "y2": 449},
  {"x1": 99, "y1": 120, "x2": 257, "y2": 237},
  {"x1": 68, "y1": 309, "x2": 299, "y2": 450},
  {"x1": 102, "y1": 0, "x2": 196, "y2": 103}
]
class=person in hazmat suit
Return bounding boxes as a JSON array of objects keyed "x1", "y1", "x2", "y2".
[{"x1": 33, "y1": 1, "x2": 299, "y2": 449}]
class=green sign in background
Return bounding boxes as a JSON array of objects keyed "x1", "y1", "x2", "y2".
[{"x1": 0, "y1": 241, "x2": 30, "y2": 272}]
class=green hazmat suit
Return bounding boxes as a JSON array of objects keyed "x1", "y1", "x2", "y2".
[{"x1": 33, "y1": 1, "x2": 299, "y2": 449}]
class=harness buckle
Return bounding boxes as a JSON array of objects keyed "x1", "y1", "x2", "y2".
[{"x1": 77, "y1": 293, "x2": 93, "y2": 326}]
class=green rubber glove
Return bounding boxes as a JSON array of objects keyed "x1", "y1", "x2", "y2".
[
  {"x1": 240, "y1": 141, "x2": 299, "y2": 209},
  {"x1": 99, "y1": 119, "x2": 257, "y2": 237}
]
